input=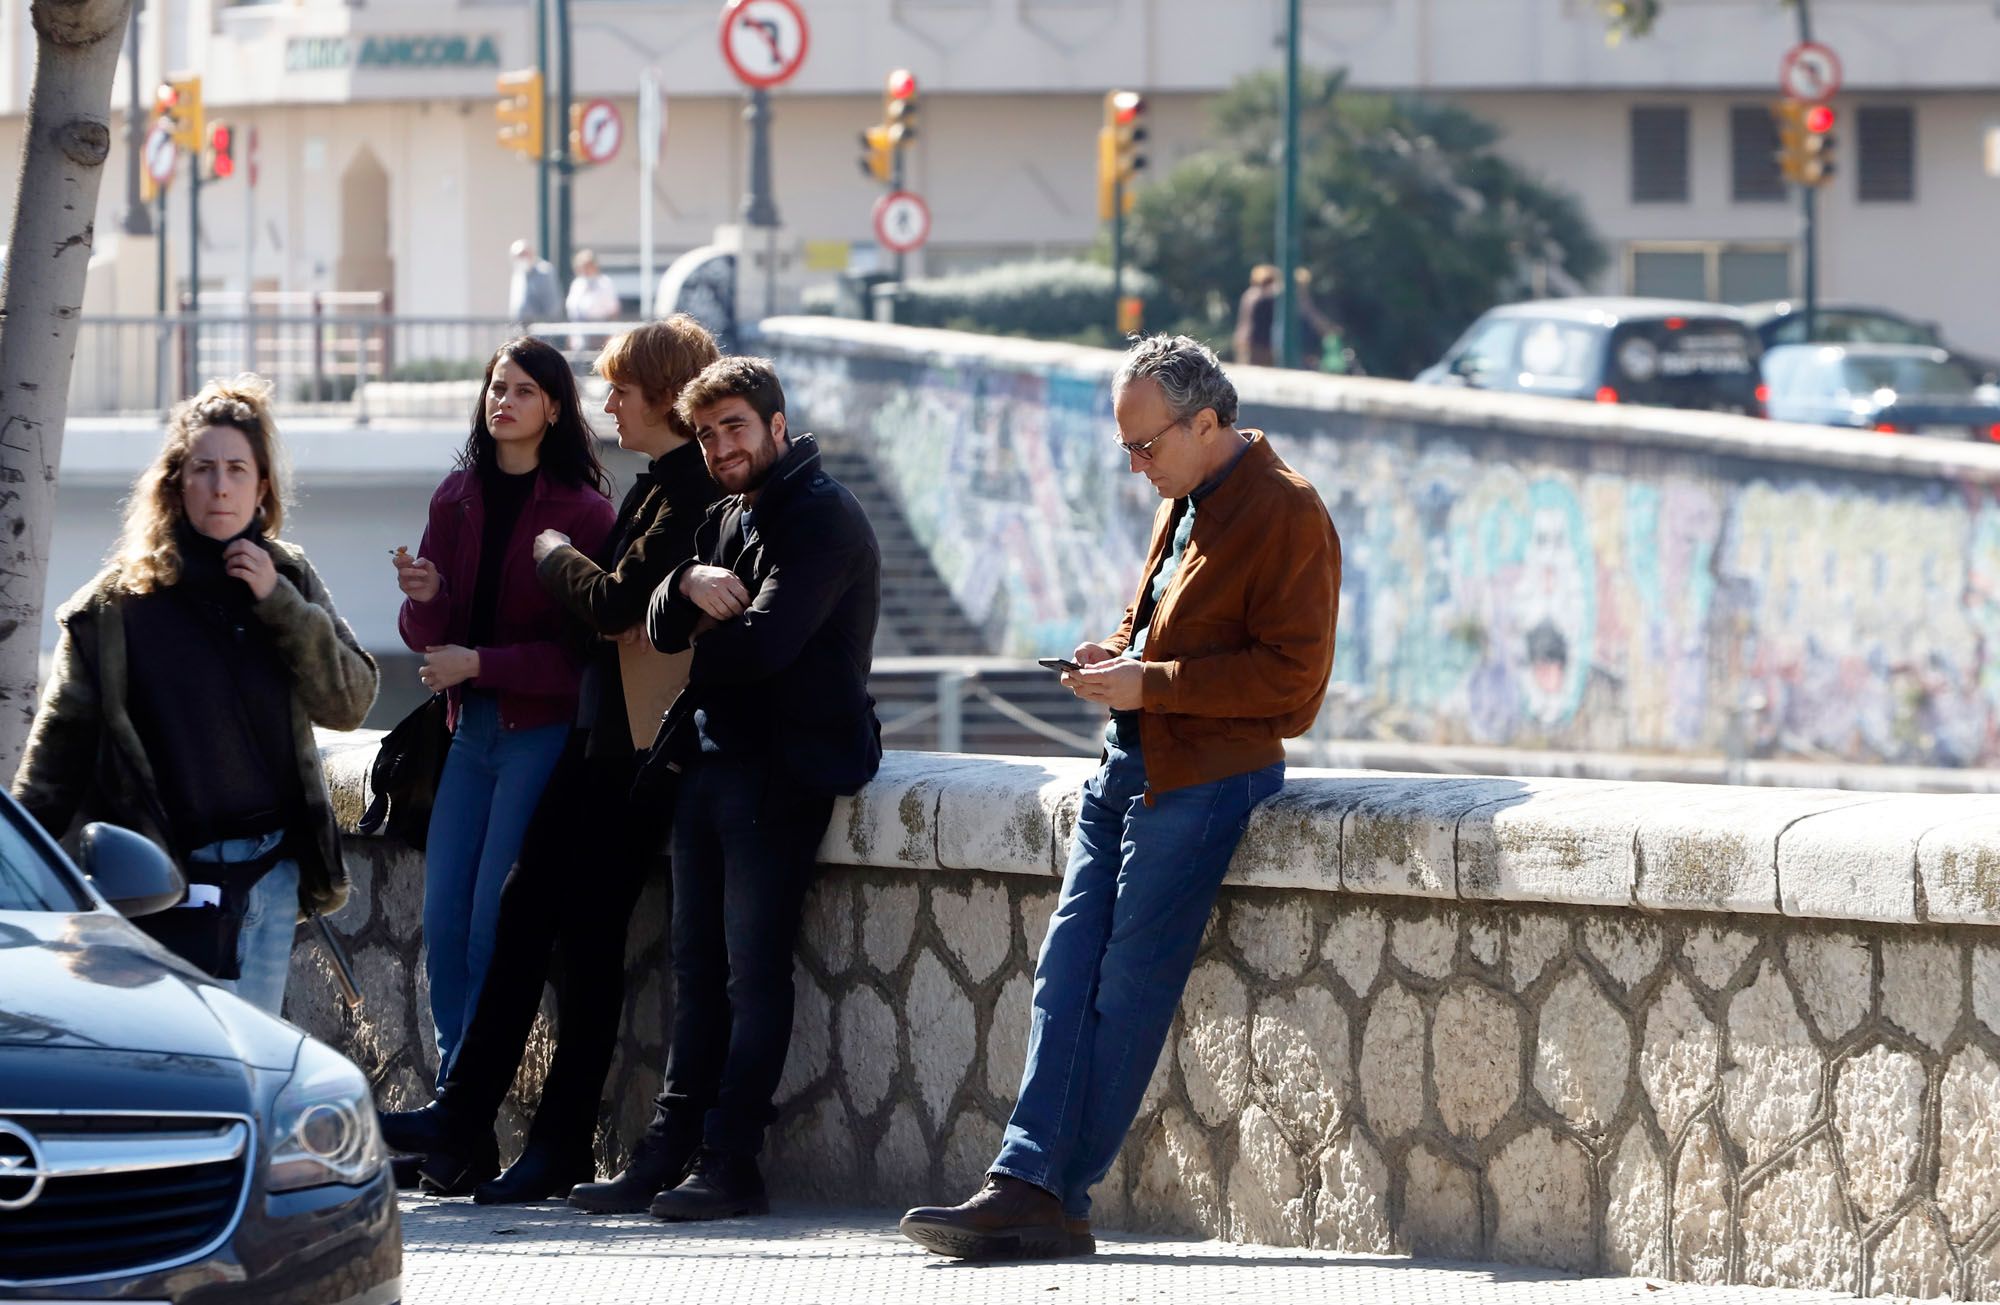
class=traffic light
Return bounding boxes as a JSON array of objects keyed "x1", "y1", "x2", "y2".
[
  {"x1": 156, "y1": 73, "x2": 202, "y2": 153},
  {"x1": 885, "y1": 68, "x2": 918, "y2": 150},
  {"x1": 1098, "y1": 90, "x2": 1147, "y2": 221},
  {"x1": 859, "y1": 125, "x2": 895, "y2": 183},
  {"x1": 1773, "y1": 99, "x2": 1836, "y2": 188},
  {"x1": 495, "y1": 68, "x2": 544, "y2": 159},
  {"x1": 208, "y1": 122, "x2": 234, "y2": 180}
]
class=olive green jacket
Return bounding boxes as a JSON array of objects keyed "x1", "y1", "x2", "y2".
[{"x1": 12, "y1": 540, "x2": 379, "y2": 917}]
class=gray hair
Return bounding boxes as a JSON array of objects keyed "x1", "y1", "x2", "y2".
[{"x1": 1112, "y1": 333, "x2": 1239, "y2": 428}]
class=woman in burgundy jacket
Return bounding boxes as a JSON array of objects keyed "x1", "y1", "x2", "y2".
[{"x1": 394, "y1": 336, "x2": 614, "y2": 1115}]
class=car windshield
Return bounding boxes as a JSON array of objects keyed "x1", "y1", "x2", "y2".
[
  {"x1": 1836, "y1": 355, "x2": 1977, "y2": 398},
  {"x1": 0, "y1": 806, "x2": 90, "y2": 911}
]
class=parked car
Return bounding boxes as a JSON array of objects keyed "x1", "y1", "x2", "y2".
[
  {"x1": 0, "y1": 798, "x2": 399, "y2": 1303},
  {"x1": 1761, "y1": 343, "x2": 2000, "y2": 441},
  {"x1": 1742, "y1": 300, "x2": 2000, "y2": 385},
  {"x1": 1414, "y1": 297, "x2": 1765, "y2": 416}
]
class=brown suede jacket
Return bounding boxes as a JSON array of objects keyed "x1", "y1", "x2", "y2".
[{"x1": 1102, "y1": 431, "x2": 1340, "y2": 795}]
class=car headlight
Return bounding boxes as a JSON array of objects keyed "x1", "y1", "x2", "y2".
[{"x1": 266, "y1": 1038, "x2": 386, "y2": 1192}]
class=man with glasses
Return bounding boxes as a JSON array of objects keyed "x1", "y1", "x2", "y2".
[{"x1": 899, "y1": 333, "x2": 1341, "y2": 1259}]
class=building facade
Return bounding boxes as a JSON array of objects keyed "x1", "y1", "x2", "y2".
[{"x1": 0, "y1": 0, "x2": 1992, "y2": 355}]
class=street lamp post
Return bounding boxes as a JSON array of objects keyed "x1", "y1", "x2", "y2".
[{"x1": 1277, "y1": 0, "x2": 1302, "y2": 369}]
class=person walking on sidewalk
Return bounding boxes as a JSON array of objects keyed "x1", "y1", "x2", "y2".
[
  {"x1": 14, "y1": 376, "x2": 379, "y2": 1017},
  {"x1": 393, "y1": 338, "x2": 614, "y2": 1192},
  {"x1": 377, "y1": 317, "x2": 722, "y2": 1203},
  {"x1": 899, "y1": 334, "x2": 1341, "y2": 1259},
  {"x1": 637, "y1": 356, "x2": 883, "y2": 1222}
]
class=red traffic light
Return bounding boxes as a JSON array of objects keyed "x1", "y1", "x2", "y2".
[
  {"x1": 1111, "y1": 90, "x2": 1145, "y2": 125},
  {"x1": 887, "y1": 68, "x2": 917, "y2": 101},
  {"x1": 209, "y1": 122, "x2": 234, "y2": 178},
  {"x1": 1804, "y1": 103, "x2": 1835, "y2": 134}
]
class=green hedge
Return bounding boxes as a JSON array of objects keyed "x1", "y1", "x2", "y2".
[{"x1": 803, "y1": 260, "x2": 1159, "y2": 347}]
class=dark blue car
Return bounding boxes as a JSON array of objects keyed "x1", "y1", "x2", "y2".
[
  {"x1": 0, "y1": 799, "x2": 399, "y2": 1302},
  {"x1": 1761, "y1": 343, "x2": 2000, "y2": 441}
]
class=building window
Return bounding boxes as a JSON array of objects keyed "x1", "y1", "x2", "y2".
[
  {"x1": 1629, "y1": 242, "x2": 1792, "y2": 303},
  {"x1": 1730, "y1": 104, "x2": 1785, "y2": 202},
  {"x1": 1857, "y1": 105, "x2": 1915, "y2": 202},
  {"x1": 1630, "y1": 106, "x2": 1690, "y2": 203}
]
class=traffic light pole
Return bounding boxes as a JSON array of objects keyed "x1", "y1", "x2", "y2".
[
  {"x1": 890, "y1": 147, "x2": 906, "y2": 283},
  {"x1": 554, "y1": 0, "x2": 574, "y2": 288},
  {"x1": 120, "y1": 3, "x2": 150, "y2": 236},
  {"x1": 1796, "y1": 0, "x2": 1816, "y2": 340},
  {"x1": 187, "y1": 153, "x2": 201, "y2": 392},
  {"x1": 1110, "y1": 175, "x2": 1124, "y2": 336},
  {"x1": 742, "y1": 88, "x2": 780, "y2": 320},
  {"x1": 1277, "y1": 0, "x2": 1302, "y2": 369},
  {"x1": 534, "y1": 0, "x2": 551, "y2": 263}
]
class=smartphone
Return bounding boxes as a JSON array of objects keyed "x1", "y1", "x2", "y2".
[{"x1": 1037, "y1": 656, "x2": 1080, "y2": 673}]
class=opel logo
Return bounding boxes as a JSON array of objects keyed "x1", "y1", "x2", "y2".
[{"x1": 0, "y1": 1120, "x2": 47, "y2": 1211}]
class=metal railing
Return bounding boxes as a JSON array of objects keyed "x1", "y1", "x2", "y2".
[
  {"x1": 69, "y1": 310, "x2": 635, "y2": 422},
  {"x1": 870, "y1": 657, "x2": 1105, "y2": 756}
]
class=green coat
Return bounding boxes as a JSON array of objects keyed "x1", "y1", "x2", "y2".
[{"x1": 13, "y1": 539, "x2": 379, "y2": 917}]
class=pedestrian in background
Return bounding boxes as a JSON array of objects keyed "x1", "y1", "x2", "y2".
[
  {"x1": 565, "y1": 249, "x2": 622, "y2": 325},
  {"x1": 639, "y1": 356, "x2": 882, "y2": 1222},
  {"x1": 378, "y1": 317, "x2": 723, "y2": 1205},
  {"x1": 1232, "y1": 263, "x2": 1279, "y2": 366},
  {"x1": 393, "y1": 336, "x2": 614, "y2": 1194},
  {"x1": 900, "y1": 334, "x2": 1340, "y2": 1259},
  {"x1": 508, "y1": 239, "x2": 562, "y2": 324},
  {"x1": 14, "y1": 376, "x2": 379, "y2": 1017}
]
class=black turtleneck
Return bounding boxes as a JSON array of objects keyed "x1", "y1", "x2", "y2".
[
  {"x1": 468, "y1": 461, "x2": 538, "y2": 655},
  {"x1": 122, "y1": 520, "x2": 304, "y2": 853}
]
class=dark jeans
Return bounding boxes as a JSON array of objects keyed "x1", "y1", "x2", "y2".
[
  {"x1": 435, "y1": 734, "x2": 660, "y2": 1154},
  {"x1": 650, "y1": 753, "x2": 834, "y2": 1157}
]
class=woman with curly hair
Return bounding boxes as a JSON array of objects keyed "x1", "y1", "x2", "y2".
[
  {"x1": 13, "y1": 375, "x2": 380, "y2": 1015},
  {"x1": 393, "y1": 336, "x2": 614, "y2": 1160}
]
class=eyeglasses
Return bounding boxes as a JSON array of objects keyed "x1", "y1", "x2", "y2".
[{"x1": 1113, "y1": 416, "x2": 1185, "y2": 462}]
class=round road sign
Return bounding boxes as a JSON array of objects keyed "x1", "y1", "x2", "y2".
[
  {"x1": 720, "y1": 0, "x2": 810, "y2": 90},
  {"x1": 873, "y1": 190, "x2": 931, "y2": 254},
  {"x1": 576, "y1": 98, "x2": 623, "y2": 165},
  {"x1": 1779, "y1": 41, "x2": 1842, "y2": 102},
  {"x1": 143, "y1": 120, "x2": 176, "y2": 186}
]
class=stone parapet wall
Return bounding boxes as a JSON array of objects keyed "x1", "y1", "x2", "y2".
[
  {"x1": 754, "y1": 316, "x2": 2000, "y2": 770},
  {"x1": 307, "y1": 737, "x2": 2000, "y2": 1298}
]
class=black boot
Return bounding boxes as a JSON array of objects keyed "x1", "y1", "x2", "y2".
[
  {"x1": 474, "y1": 1141, "x2": 599, "y2": 1205},
  {"x1": 415, "y1": 1136, "x2": 500, "y2": 1198},
  {"x1": 648, "y1": 1147, "x2": 768, "y2": 1222},
  {"x1": 568, "y1": 1130, "x2": 698, "y2": 1214},
  {"x1": 378, "y1": 1102, "x2": 488, "y2": 1158}
]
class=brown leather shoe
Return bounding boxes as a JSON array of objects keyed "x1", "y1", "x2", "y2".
[{"x1": 899, "y1": 1175, "x2": 1075, "y2": 1259}]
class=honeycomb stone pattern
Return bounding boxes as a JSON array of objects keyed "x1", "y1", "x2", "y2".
[{"x1": 299, "y1": 739, "x2": 2000, "y2": 1298}]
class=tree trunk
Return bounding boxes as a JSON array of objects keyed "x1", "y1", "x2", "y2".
[{"x1": 0, "y1": 0, "x2": 133, "y2": 774}]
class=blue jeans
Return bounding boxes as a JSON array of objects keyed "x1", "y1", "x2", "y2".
[
  {"x1": 186, "y1": 830, "x2": 299, "y2": 1019},
  {"x1": 423, "y1": 696, "x2": 567, "y2": 1084},
  {"x1": 991, "y1": 735, "x2": 1282, "y2": 1217}
]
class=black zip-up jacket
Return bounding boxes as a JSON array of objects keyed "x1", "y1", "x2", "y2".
[
  {"x1": 537, "y1": 440, "x2": 720, "y2": 757},
  {"x1": 647, "y1": 433, "x2": 883, "y2": 797}
]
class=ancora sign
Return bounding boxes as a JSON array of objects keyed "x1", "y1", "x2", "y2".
[{"x1": 286, "y1": 35, "x2": 502, "y2": 73}]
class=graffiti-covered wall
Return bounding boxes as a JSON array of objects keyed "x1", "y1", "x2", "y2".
[{"x1": 762, "y1": 319, "x2": 2000, "y2": 769}]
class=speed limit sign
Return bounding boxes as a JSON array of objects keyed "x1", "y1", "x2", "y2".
[{"x1": 872, "y1": 190, "x2": 931, "y2": 254}]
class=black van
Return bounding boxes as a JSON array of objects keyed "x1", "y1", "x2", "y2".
[{"x1": 1415, "y1": 297, "x2": 1765, "y2": 416}]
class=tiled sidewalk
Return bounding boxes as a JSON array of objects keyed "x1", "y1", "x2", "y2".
[{"x1": 397, "y1": 1195, "x2": 1871, "y2": 1305}]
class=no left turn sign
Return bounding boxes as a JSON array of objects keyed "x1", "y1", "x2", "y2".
[
  {"x1": 873, "y1": 190, "x2": 931, "y2": 254},
  {"x1": 576, "y1": 98, "x2": 623, "y2": 165},
  {"x1": 1779, "y1": 41, "x2": 1842, "y2": 102},
  {"x1": 720, "y1": 0, "x2": 810, "y2": 90}
]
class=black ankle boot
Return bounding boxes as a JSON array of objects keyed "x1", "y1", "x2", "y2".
[
  {"x1": 415, "y1": 1135, "x2": 500, "y2": 1198},
  {"x1": 568, "y1": 1131, "x2": 698, "y2": 1214},
  {"x1": 379, "y1": 1101, "x2": 485, "y2": 1158},
  {"x1": 474, "y1": 1142, "x2": 598, "y2": 1205},
  {"x1": 648, "y1": 1147, "x2": 768, "y2": 1222}
]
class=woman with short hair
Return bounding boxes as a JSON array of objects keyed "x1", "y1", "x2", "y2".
[{"x1": 14, "y1": 375, "x2": 379, "y2": 1015}]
